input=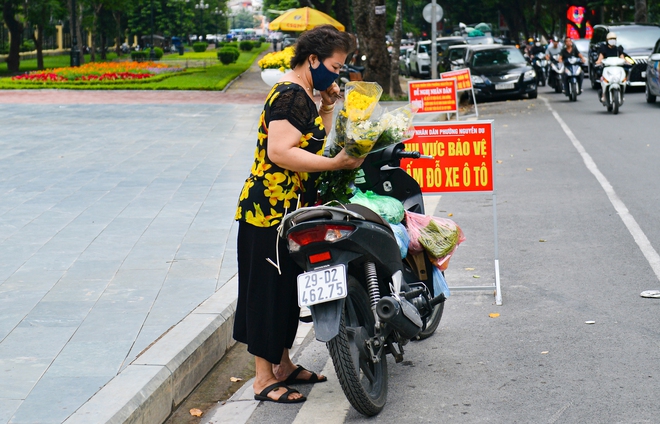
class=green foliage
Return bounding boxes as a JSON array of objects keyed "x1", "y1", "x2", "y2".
[
  {"x1": 193, "y1": 42, "x2": 209, "y2": 52},
  {"x1": 154, "y1": 47, "x2": 164, "y2": 59},
  {"x1": 259, "y1": 36, "x2": 266, "y2": 43},
  {"x1": 20, "y1": 40, "x2": 36, "y2": 53},
  {"x1": 239, "y1": 40, "x2": 254, "y2": 51},
  {"x1": 218, "y1": 47, "x2": 240, "y2": 64},
  {"x1": 131, "y1": 51, "x2": 149, "y2": 61}
]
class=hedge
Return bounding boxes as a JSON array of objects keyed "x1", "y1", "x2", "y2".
[
  {"x1": 239, "y1": 40, "x2": 254, "y2": 52},
  {"x1": 218, "y1": 47, "x2": 240, "y2": 65},
  {"x1": 193, "y1": 42, "x2": 209, "y2": 53}
]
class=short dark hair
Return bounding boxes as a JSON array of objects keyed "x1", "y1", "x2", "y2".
[{"x1": 290, "y1": 25, "x2": 356, "y2": 68}]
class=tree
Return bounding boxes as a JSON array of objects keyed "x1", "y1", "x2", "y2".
[
  {"x1": 389, "y1": 0, "x2": 403, "y2": 97},
  {"x1": 2, "y1": 0, "x2": 22, "y2": 72},
  {"x1": 634, "y1": 0, "x2": 647, "y2": 23},
  {"x1": 25, "y1": 0, "x2": 66, "y2": 69}
]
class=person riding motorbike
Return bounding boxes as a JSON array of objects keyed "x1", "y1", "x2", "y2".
[
  {"x1": 559, "y1": 37, "x2": 586, "y2": 94},
  {"x1": 545, "y1": 36, "x2": 562, "y2": 60},
  {"x1": 529, "y1": 38, "x2": 545, "y2": 58},
  {"x1": 595, "y1": 32, "x2": 626, "y2": 102}
]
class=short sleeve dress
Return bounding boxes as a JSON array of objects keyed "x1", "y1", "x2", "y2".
[
  {"x1": 233, "y1": 82, "x2": 328, "y2": 364},
  {"x1": 235, "y1": 82, "x2": 327, "y2": 227}
]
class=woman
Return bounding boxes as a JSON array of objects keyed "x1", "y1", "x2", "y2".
[{"x1": 233, "y1": 25, "x2": 363, "y2": 404}]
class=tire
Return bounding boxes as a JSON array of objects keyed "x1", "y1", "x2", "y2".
[
  {"x1": 415, "y1": 301, "x2": 444, "y2": 340},
  {"x1": 327, "y1": 276, "x2": 387, "y2": 416},
  {"x1": 590, "y1": 69, "x2": 600, "y2": 89},
  {"x1": 612, "y1": 89, "x2": 620, "y2": 114},
  {"x1": 528, "y1": 89, "x2": 538, "y2": 99},
  {"x1": 646, "y1": 84, "x2": 657, "y2": 103},
  {"x1": 554, "y1": 76, "x2": 562, "y2": 93},
  {"x1": 570, "y1": 82, "x2": 577, "y2": 101}
]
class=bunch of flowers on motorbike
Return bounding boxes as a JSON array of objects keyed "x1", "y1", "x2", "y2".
[
  {"x1": 258, "y1": 46, "x2": 295, "y2": 71},
  {"x1": 319, "y1": 82, "x2": 415, "y2": 202}
]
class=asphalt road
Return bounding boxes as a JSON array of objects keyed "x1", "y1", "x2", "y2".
[{"x1": 205, "y1": 85, "x2": 660, "y2": 424}]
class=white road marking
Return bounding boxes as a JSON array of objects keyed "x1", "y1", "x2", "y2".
[
  {"x1": 292, "y1": 358, "x2": 351, "y2": 424},
  {"x1": 542, "y1": 96, "x2": 660, "y2": 282}
]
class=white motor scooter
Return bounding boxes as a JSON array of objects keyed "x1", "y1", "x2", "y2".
[{"x1": 599, "y1": 56, "x2": 629, "y2": 114}]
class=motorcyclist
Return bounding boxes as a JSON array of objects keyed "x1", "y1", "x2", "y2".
[
  {"x1": 545, "y1": 36, "x2": 562, "y2": 60},
  {"x1": 559, "y1": 37, "x2": 586, "y2": 94},
  {"x1": 529, "y1": 38, "x2": 545, "y2": 57},
  {"x1": 595, "y1": 32, "x2": 626, "y2": 102}
]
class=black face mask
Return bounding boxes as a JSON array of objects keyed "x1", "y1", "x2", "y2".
[{"x1": 309, "y1": 59, "x2": 339, "y2": 91}]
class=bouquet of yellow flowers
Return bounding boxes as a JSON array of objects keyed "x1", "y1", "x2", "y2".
[
  {"x1": 258, "y1": 46, "x2": 295, "y2": 71},
  {"x1": 332, "y1": 82, "x2": 383, "y2": 158}
]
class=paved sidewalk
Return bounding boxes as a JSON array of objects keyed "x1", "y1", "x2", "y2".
[{"x1": 0, "y1": 57, "x2": 273, "y2": 422}]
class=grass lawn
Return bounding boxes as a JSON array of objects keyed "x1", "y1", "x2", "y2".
[
  {"x1": 0, "y1": 53, "x2": 119, "y2": 76},
  {"x1": 0, "y1": 45, "x2": 268, "y2": 90}
]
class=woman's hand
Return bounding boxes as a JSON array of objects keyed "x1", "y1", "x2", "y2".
[
  {"x1": 333, "y1": 148, "x2": 365, "y2": 170},
  {"x1": 320, "y1": 82, "x2": 341, "y2": 106}
]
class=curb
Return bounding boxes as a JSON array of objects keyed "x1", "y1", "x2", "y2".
[{"x1": 63, "y1": 277, "x2": 239, "y2": 424}]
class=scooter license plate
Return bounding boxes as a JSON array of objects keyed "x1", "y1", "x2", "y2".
[
  {"x1": 496, "y1": 83, "x2": 515, "y2": 90},
  {"x1": 297, "y1": 264, "x2": 347, "y2": 307}
]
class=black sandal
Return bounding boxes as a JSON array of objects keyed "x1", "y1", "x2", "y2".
[
  {"x1": 284, "y1": 365, "x2": 328, "y2": 385},
  {"x1": 254, "y1": 382, "x2": 306, "y2": 403}
]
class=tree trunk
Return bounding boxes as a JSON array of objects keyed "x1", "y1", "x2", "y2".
[
  {"x1": 333, "y1": 0, "x2": 352, "y2": 33},
  {"x1": 100, "y1": 33, "x2": 107, "y2": 60},
  {"x1": 390, "y1": 0, "x2": 403, "y2": 98},
  {"x1": 35, "y1": 23, "x2": 44, "y2": 70},
  {"x1": 367, "y1": 0, "x2": 390, "y2": 93},
  {"x1": 114, "y1": 11, "x2": 122, "y2": 56},
  {"x1": 634, "y1": 0, "x2": 647, "y2": 23},
  {"x1": 353, "y1": 0, "x2": 370, "y2": 65},
  {"x1": 3, "y1": 1, "x2": 22, "y2": 72}
]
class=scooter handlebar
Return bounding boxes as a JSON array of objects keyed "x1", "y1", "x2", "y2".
[{"x1": 395, "y1": 151, "x2": 433, "y2": 160}]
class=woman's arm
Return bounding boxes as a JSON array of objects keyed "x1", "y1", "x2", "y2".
[{"x1": 267, "y1": 119, "x2": 363, "y2": 173}]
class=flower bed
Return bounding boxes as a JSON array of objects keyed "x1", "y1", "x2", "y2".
[{"x1": 10, "y1": 61, "x2": 184, "y2": 84}]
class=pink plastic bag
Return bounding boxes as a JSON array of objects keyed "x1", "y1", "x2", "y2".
[{"x1": 404, "y1": 211, "x2": 466, "y2": 270}]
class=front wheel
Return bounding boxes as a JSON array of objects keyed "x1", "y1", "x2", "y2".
[
  {"x1": 570, "y1": 81, "x2": 577, "y2": 101},
  {"x1": 415, "y1": 301, "x2": 444, "y2": 340},
  {"x1": 554, "y1": 76, "x2": 562, "y2": 93},
  {"x1": 327, "y1": 276, "x2": 388, "y2": 416},
  {"x1": 612, "y1": 89, "x2": 620, "y2": 114},
  {"x1": 647, "y1": 84, "x2": 657, "y2": 103},
  {"x1": 528, "y1": 89, "x2": 538, "y2": 99}
]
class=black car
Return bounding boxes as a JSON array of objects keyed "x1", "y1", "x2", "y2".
[
  {"x1": 588, "y1": 23, "x2": 660, "y2": 88},
  {"x1": 465, "y1": 45, "x2": 538, "y2": 100}
]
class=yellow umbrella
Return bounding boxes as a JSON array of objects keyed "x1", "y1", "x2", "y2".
[{"x1": 268, "y1": 7, "x2": 345, "y2": 32}]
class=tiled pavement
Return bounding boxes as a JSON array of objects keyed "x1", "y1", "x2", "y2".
[{"x1": 0, "y1": 88, "x2": 266, "y2": 421}]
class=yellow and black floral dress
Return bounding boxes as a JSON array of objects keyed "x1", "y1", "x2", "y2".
[
  {"x1": 233, "y1": 82, "x2": 328, "y2": 364},
  {"x1": 235, "y1": 82, "x2": 327, "y2": 228}
]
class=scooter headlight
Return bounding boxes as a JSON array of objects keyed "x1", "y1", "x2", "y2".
[{"x1": 524, "y1": 70, "x2": 536, "y2": 80}]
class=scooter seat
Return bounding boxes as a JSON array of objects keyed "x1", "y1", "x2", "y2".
[{"x1": 344, "y1": 203, "x2": 393, "y2": 232}]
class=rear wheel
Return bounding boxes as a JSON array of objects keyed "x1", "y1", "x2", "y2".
[
  {"x1": 327, "y1": 276, "x2": 387, "y2": 416},
  {"x1": 646, "y1": 84, "x2": 657, "y2": 103}
]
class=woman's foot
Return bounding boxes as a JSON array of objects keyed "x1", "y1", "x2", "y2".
[
  {"x1": 274, "y1": 363, "x2": 327, "y2": 384},
  {"x1": 252, "y1": 380, "x2": 307, "y2": 403}
]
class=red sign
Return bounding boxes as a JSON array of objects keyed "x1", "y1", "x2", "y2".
[
  {"x1": 408, "y1": 79, "x2": 457, "y2": 114},
  {"x1": 400, "y1": 122, "x2": 494, "y2": 193},
  {"x1": 440, "y1": 68, "x2": 473, "y2": 91}
]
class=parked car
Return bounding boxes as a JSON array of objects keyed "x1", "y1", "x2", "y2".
[
  {"x1": 282, "y1": 37, "x2": 297, "y2": 49},
  {"x1": 399, "y1": 47, "x2": 413, "y2": 77},
  {"x1": 588, "y1": 23, "x2": 660, "y2": 88},
  {"x1": 409, "y1": 36, "x2": 467, "y2": 78},
  {"x1": 646, "y1": 37, "x2": 660, "y2": 103},
  {"x1": 442, "y1": 44, "x2": 468, "y2": 71},
  {"x1": 465, "y1": 35, "x2": 495, "y2": 45},
  {"x1": 465, "y1": 44, "x2": 537, "y2": 100}
]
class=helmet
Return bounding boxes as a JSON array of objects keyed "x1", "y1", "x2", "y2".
[
  {"x1": 528, "y1": 37, "x2": 534, "y2": 43},
  {"x1": 552, "y1": 36, "x2": 558, "y2": 42},
  {"x1": 606, "y1": 32, "x2": 617, "y2": 40}
]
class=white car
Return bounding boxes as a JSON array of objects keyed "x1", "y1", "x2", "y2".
[
  {"x1": 399, "y1": 47, "x2": 413, "y2": 77},
  {"x1": 409, "y1": 37, "x2": 468, "y2": 78}
]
